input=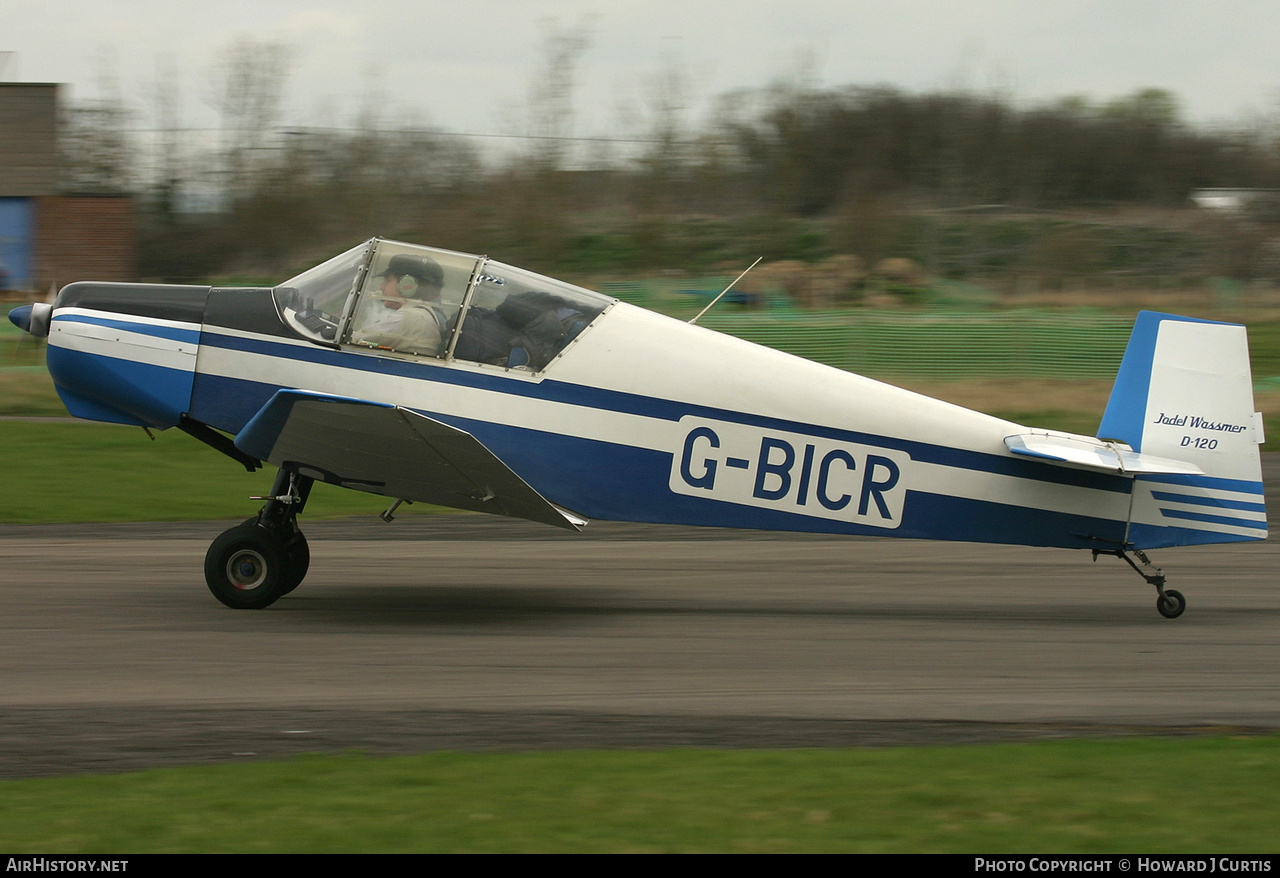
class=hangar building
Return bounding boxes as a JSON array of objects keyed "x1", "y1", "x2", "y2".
[{"x1": 0, "y1": 82, "x2": 135, "y2": 293}]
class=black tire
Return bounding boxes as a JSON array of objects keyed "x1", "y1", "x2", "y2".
[
  {"x1": 236, "y1": 517, "x2": 309, "y2": 597},
  {"x1": 279, "y1": 531, "x2": 310, "y2": 596},
  {"x1": 1157, "y1": 588, "x2": 1186, "y2": 619},
  {"x1": 205, "y1": 523, "x2": 290, "y2": 609}
]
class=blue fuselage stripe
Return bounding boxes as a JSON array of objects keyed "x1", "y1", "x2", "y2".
[
  {"x1": 197, "y1": 331, "x2": 1132, "y2": 494},
  {"x1": 428, "y1": 406, "x2": 1132, "y2": 547}
]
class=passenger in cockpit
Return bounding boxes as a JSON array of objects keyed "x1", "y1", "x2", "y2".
[{"x1": 352, "y1": 254, "x2": 450, "y2": 355}]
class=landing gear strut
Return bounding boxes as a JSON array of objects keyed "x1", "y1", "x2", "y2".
[
  {"x1": 1093, "y1": 547, "x2": 1186, "y2": 619},
  {"x1": 205, "y1": 467, "x2": 313, "y2": 609}
]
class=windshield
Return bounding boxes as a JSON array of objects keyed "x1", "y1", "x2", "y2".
[
  {"x1": 273, "y1": 240, "x2": 373, "y2": 342},
  {"x1": 272, "y1": 238, "x2": 614, "y2": 370}
]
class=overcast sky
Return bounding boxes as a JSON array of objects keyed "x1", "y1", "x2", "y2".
[{"x1": 5, "y1": 0, "x2": 1280, "y2": 142}]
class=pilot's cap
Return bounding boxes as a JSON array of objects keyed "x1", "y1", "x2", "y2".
[{"x1": 378, "y1": 254, "x2": 444, "y2": 290}]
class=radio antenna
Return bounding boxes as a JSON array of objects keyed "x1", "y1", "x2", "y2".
[{"x1": 689, "y1": 257, "x2": 763, "y2": 325}]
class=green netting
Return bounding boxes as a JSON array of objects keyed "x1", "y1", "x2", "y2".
[
  {"x1": 597, "y1": 278, "x2": 1135, "y2": 379},
  {"x1": 0, "y1": 308, "x2": 1134, "y2": 378},
  {"x1": 698, "y1": 310, "x2": 1133, "y2": 378},
  {"x1": 5, "y1": 297, "x2": 1226, "y2": 384}
]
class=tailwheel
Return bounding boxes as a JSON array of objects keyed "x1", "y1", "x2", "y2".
[
  {"x1": 205, "y1": 522, "x2": 291, "y2": 609},
  {"x1": 1157, "y1": 588, "x2": 1186, "y2": 619},
  {"x1": 1094, "y1": 546, "x2": 1186, "y2": 619}
]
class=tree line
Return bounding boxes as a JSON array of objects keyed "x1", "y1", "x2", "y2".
[{"x1": 57, "y1": 45, "x2": 1280, "y2": 286}]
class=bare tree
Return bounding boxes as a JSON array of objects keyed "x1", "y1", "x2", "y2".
[
  {"x1": 60, "y1": 62, "x2": 133, "y2": 194},
  {"x1": 142, "y1": 55, "x2": 188, "y2": 217},
  {"x1": 525, "y1": 23, "x2": 593, "y2": 174},
  {"x1": 207, "y1": 38, "x2": 293, "y2": 201}
]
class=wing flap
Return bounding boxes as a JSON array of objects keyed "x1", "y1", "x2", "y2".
[
  {"x1": 235, "y1": 390, "x2": 585, "y2": 530},
  {"x1": 1004, "y1": 432, "x2": 1204, "y2": 476}
]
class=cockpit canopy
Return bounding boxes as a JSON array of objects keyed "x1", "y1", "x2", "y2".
[{"x1": 273, "y1": 239, "x2": 613, "y2": 373}]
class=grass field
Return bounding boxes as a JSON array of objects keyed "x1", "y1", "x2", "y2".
[
  {"x1": 0, "y1": 385, "x2": 1119, "y2": 526},
  {"x1": 0, "y1": 330, "x2": 1153, "y2": 526},
  {"x1": 1, "y1": 737, "x2": 1277, "y2": 853},
  {"x1": 0, "y1": 419, "x2": 398, "y2": 523},
  {"x1": 6, "y1": 309, "x2": 1280, "y2": 443},
  {"x1": 1, "y1": 376, "x2": 1277, "y2": 526}
]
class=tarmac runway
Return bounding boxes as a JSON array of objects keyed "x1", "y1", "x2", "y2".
[{"x1": 2, "y1": 501, "x2": 1278, "y2": 778}]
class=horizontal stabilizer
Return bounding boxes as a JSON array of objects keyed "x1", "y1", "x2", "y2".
[
  {"x1": 1004, "y1": 433, "x2": 1204, "y2": 476},
  {"x1": 235, "y1": 390, "x2": 586, "y2": 531}
]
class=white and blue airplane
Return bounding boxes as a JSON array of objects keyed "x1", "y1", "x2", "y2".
[{"x1": 8, "y1": 237, "x2": 1268, "y2": 614}]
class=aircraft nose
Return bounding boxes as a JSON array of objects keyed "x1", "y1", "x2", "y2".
[{"x1": 8, "y1": 303, "x2": 51, "y2": 338}]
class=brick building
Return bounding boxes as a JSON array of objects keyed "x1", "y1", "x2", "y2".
[{"x1": 0, "y1": 82, "x2": 136, "y2": 292}]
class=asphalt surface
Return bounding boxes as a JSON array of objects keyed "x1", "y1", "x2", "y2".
[{"x1": 2, "y1": 460, "x2": 1278, "y2": 778}]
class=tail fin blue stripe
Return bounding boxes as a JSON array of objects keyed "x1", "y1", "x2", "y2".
[
  {"x1": 1158, "y1": 508, "x2": 1269, "y2": 530},
  {"x1": 1149, "y1": 491, "x2": 1266, "y2": 513},
  {"x1": 1097, "y1": 312, "x2": 1161, "y2": 448},
  {"x1": 1139, "y1": 473, "x2": 1264, "y2": 494}
]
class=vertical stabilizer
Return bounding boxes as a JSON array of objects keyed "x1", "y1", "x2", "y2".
[{"x1": 1100, "y1": 311, "x2": 1266, "y2": 547}]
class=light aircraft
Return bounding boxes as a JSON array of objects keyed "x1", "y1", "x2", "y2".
[{"x1": 8, "y1": 238, "x2": 1267, "y2": 615}]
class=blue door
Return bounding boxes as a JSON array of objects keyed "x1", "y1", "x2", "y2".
[{"x1": 0, "y1": 197, "x2": 34, "y2": 289}]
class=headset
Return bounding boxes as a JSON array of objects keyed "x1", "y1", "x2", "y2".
[{"x1": 397, "y1": 274, "x2": 419, "y2": 297}]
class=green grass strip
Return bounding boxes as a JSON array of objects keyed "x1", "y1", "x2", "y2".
[
  {"x1": 1, "y1": 738, "x2": 1277, "y2": 852},
  {"x1": 0, "y1": 421, "x2": 388, "y2": 523}
]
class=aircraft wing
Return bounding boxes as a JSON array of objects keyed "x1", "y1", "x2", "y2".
[
  {"x1": 234, "y1": 390, "x2": 586, "y2": 531},
  {"x1": 1004, "y1": 432, "x2": 1204, "y2": 476}
]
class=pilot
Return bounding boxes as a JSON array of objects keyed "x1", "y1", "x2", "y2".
[{"x1": 353, "y1": 254, "x2": 450, "y2": 354}]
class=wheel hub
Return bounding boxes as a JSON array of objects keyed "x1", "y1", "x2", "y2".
[{"x1": 226, "y1": 549, "x2": 268, "y2": 591}]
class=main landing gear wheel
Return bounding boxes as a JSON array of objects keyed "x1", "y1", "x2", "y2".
[
  {"x1": 231, "y1": 517, "x2": 308, "y2": 596},
  {"x1": 205, "y1": 523, "x2": 292, "y2": 609},
  {"x1": 1157, "y1": 588, "x2": 1186, "y2": 619},
  {"x1": 206, "y1": 467, "x2": 315, "y2": 609}
]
